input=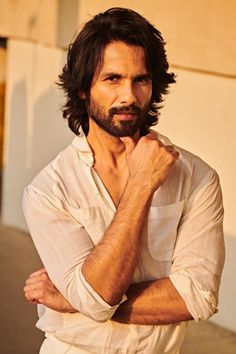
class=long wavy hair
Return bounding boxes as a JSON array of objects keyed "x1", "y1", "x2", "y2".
[{"x1": 58, "y1": 7, "x2": 176, "y2": 135}]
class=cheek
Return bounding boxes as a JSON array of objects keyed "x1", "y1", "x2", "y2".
[
  {"x1": 91, "y1": 86, "x2": 117, "y2": 106},
  {"x1": 138, "y1": 86, "x2": 152, "y2": 105}
]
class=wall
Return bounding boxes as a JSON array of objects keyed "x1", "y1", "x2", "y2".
[
  {"x1": 0, "y1": 0, "x2": 58, "y2": 46},
  {"x1": 1, "y1": 39, "x2": 74, "y2": 230},
  {"x1": 0, "y1": 44, "x2": 6, "y2": 217},
  {"x1": 0, "y1": 46, "x2": 6, "y2": 172},
  {"x1": 57, "y1": 0, "x2": 80, "y2": 48}
]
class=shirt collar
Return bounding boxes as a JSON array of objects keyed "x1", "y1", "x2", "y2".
[
  {"x1": 71, "y1": 129, "x2": 174, "y2": 168},
  {"x1": 71, "y1": 131, "x2": 94, "y2": 167}
]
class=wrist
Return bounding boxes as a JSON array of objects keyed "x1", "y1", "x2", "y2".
[{"x1": 126, "y1": 176, "x2": 158, "y2": 196}]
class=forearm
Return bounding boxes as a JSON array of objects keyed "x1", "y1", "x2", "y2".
[
  {"x1": 112, "y1": 277, "x2": 193, "y2": 325},
  {"x1": 82, "y1": 179, "x2": 153, "y2": 306}
]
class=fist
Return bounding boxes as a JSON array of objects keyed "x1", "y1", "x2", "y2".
[
  {"x1": 24, "y1": 268, "x2": 76, "y2": 313},
  {"x1": 121, "y1": 132, "x2": 179, "y2": 191}
]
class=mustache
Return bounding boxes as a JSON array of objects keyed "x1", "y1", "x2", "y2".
[{"x1": 109, "y1": 104, "x2": 141, "y2": 115}]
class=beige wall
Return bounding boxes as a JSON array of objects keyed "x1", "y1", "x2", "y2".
[
  {"x1": 0, "y1": 0, "x2": 58, "y2": 46},
  {"x1": 2, "y1": 39, "x2": 73, "y2": 229},
  {"x1": 57, "y1": 0, "x2": 80, "y2": 48}
]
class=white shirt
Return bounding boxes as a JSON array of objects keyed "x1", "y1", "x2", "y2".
[{"x1": 22, "y1": 131, "x2": 225, "y2": 354}]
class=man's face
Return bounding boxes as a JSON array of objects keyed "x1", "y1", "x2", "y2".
[{"x1": 87, "y1": 41, "x2": 152, "y2": 137}]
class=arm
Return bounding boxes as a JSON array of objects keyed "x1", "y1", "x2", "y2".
[
  {"x1": 81, "y1": 133, "x2": 179, "y2": 305},
  {"x1": 81, "y1": 178, "x2": 153, "y2": 306},
  {"x1": 24, "y1": 268, "x2": 76, "y2": 313},
  {"x1": 112, "y1": 278, "x2": 192, "y2": 324},
  {"x1": 24, "y1": 271, "x2": 192, "y2": 324},
  {"x1": 169, "y1": 170, "x2": 225, "y2": 321}
]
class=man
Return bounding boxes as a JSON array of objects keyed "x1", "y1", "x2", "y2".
[{"x1": 23, "y1": 7, "x2": 225, "y2": 354}]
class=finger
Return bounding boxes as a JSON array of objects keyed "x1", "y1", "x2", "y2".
[
  {"x1": 25, "y1": 272, "x2": 50, "y2": 285},
  {"x1": 165, "y1": 145, "x2": 175, "y2": 152},
  {"x1": 165, "y1": 145, "x2": 179, "y2": 157},
  {"x1": 142, "y1": 134, "x2": 163, "y2": 148},
  {"x1": 24, "y1": 281, "x2": 46, "y2": 292},
  {"x1": 145, "y1": 131, "x2": 158, "y2": 140},
  {"x1": 142, "y1": 132, "x2": 164, "y2": 146},
  {"x1": 28, "y1": 268, "x2": 47, "y2": 278},
  {"x1": 29, "y1": 299, "x2": 40, "y2": 305},
  {"x1": 24, "y1": 289, "x2": 43, "y2": 303},
  {"x1": 120, "y1": 137, "x2": 136, "y2": 157}
]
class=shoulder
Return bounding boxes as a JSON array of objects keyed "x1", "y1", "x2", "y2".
[
  {"x1": 157, "y1": 131, "x2": 220, "y2": 197},
  {"x1": 23, "y1": 137, "x2": 80, "y2": 208},
  {"x1": 158, "y1": 131, "x2": 215, "y2": 173}
]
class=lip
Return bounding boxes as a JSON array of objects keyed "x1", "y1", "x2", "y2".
[{"x1": 115, "y1": 113, "x2": 136, "y2": 120}]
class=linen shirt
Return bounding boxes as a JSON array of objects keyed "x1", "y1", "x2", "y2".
[{"x1": 22, "y1": 131, "x2": 225, "y2": 354}]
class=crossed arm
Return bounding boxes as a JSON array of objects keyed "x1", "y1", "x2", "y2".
[{"x1": 24, "y1": 269, "x2": 192, "y2": 324}]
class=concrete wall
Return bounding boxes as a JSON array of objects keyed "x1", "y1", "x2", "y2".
[
  {"x1": 57, "y1": 0, "x2": 80, "y2": 48},
  {"x1": 0, "y1": 0, "x2": 58, "y2": 46},
  {"x1": 1, "y1": 39, "x2": 73, "y2": 229}
]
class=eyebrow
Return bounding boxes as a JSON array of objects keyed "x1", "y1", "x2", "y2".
[{"x1": 100, "y1": 72, "x2": 151, "y2": 80}]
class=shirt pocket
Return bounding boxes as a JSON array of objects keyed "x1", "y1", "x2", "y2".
[{"x1": 147, "y1": 200, "x2": 185, "y2": 261}]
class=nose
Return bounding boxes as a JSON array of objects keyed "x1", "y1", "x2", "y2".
[{"x1": 118, "y1": 81, "x2": 137, "y2": 106}]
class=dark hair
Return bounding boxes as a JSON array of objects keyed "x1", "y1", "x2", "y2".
[{"x1": 58, "y1": 7, "x2": 175, "y2": 135}]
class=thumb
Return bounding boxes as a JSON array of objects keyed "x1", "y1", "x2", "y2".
[{"x1": 120, "y1": 137, "x2": 136, "y2": 157}]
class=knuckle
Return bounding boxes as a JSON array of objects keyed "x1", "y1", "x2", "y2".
[
  {"x1": 139, "y1": 136, "x2": 147, "y2": 143},
  {"x1": 38, "y1": 290, "x2": 44, "y2": 300},
  {"x1": 41, "y1": 273, "x2": 48, "y2": 281}
]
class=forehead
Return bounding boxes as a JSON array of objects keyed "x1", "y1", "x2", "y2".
[{"x1": 96, "y1": 41, "x2": 147, "y2": 77}]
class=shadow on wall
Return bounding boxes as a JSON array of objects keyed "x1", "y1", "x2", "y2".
[
  {"x1": 29, "y1": 85, "x2": 70, "y2": 180},
  {"x1": 2, "y1": 79, "x2": 28, "y2": 200}
]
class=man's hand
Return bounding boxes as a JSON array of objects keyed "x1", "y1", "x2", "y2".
[
  {"x1": 24, "y1": 268, "x2": 76, "y2": 313},
  {"x1": 122, "y1": 132, "x2": 179, "y2": 192}
]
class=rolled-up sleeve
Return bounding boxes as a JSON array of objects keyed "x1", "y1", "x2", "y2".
[
  {"x1": 169, "y1": 170, "x2": 225, "y2": 321},
  {"x1": 22, "y1": 186, "x2": 126, "y2": 322}
]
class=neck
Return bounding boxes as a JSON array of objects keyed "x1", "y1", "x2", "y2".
[{"x1": 87, "y1": 119, "x2": 140, "y2": 168}]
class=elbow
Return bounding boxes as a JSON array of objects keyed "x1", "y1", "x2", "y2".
[
  {"x1": 86, "y1": 309, "x2": 114, "y2": 323},
  {"x1": 169, "y1": 271, "x2": 219, "y2": 322},
  {"x1": 189, "y1": 290, "x2": 218, "y2": 322},
  {"x1": 71, "y1": 300, "x2": 117, "y2": 323},
  {"x1": 64, "y1": 270, "x2": 123, "y2": 323}
]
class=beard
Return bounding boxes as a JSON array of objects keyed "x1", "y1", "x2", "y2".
[{"x1": 87, "y1": 97, "x2": 151, "y2": 137}]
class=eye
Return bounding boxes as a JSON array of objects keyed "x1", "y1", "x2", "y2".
[
  {"x1": 134, "y1": 75, "x2": 151, "y2": 85},
  {"x1": 105, "y1": 75, "x2": 121, "y2": 83}
]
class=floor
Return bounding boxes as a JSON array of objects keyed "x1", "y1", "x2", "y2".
[{"x1": 1, "y1": 224, "x2": 236, "y2": 354}]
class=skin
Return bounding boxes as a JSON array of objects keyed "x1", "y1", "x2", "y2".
[{"x1": 24, "y1": 41, "x2": 192, "y2": 324}]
